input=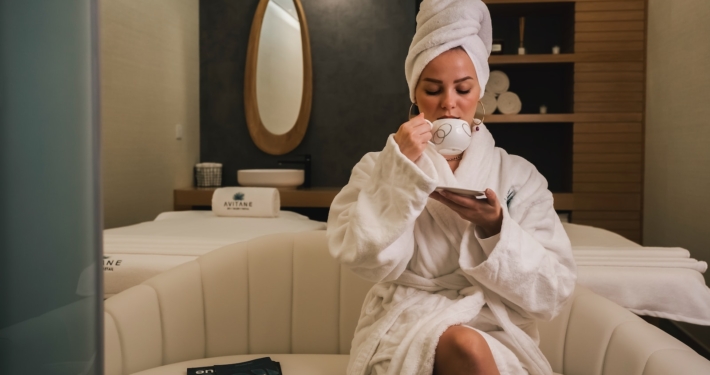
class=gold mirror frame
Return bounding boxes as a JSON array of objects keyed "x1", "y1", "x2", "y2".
[{"x1": 244, "y1": 0, "x2": 313, "y2": 155}]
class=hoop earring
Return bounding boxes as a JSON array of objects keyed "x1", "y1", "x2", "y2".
[
  {"x1": 409, "y1": 102, "x2": 420, "y2": 119},
  {"x1": 472, "y1": 100, "x2": 486, "y2": 130}
]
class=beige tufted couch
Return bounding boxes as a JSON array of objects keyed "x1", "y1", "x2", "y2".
[{"x1": 104, "y1": 231, "x2": 710, "y2": 375}]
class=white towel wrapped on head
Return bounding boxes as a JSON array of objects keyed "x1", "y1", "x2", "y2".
[
  {"x1": 405, "y1": 0, "x2": 492, "y2": 102},
  {"x1": 212, "y1": 187, "x2": 280, "y2": 217}
]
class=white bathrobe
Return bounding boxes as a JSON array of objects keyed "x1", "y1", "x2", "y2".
[{"x1": 327, "y1": 125, "x2": 577, "y2": 375}]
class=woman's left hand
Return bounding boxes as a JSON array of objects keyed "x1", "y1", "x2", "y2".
[{"x1": 429, "y1": 188, "x2": 503, "y2": 238}]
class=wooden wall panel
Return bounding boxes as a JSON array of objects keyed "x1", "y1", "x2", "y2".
[
  {"x1": 576, "y1": 51, "x2": 645, "y2": 62},
  {"x1": 575, "y1": 31, "x2": 644, "y2": 42},
  {"x1": 574, "y1": 173, "x2": 642, "y2": 183},
  {"x1": 574, "y1": 123, "x2": 642, "y2": 133},
  {"x1": 573, "y1": 211, "x2": 641, "y2": 221},
  {"x1": 576, "y1": 11, "x2": 644, "y2": 22},
  {"x1": 575, "y1": 92, "x2": 644, "y2": 102},
  {"x1": 576, "y1": 21, "x2": 645, "y2": 32},
  {"x1": 573, "y1": 163, "x2": 641, "y2": 172},
  {"x1": 571, "y1": 0, "x2": 647, "y2": 243},
  {"x1": 576, "y1": 41, "x2": 645, "y2": 52},
  {"x1": 572, "y1": 219, "x2": 641, "y2": 230},
  {"x1": 484, "y1": 0, "x2": 648, "y2": 243},
  {"x1": 574, "y1": 153, "x2": 642, "y2": 163},
  {"x1": 573, "y1": 183, "x2": 641, "y2": 193},
  {"x1": 576, "y1": 1, "x2": 645, "y2": 12},
  {"x1": 574, "y1": 102, "x2": 643, "y2": 112},
  {"x1": 574, "y1": 133, "x2": 642, "y2": 143},
  {"x1": 574, "y1": 143, "x2": 642, "y2": 153},
  {"x1": 574, "y1": 193, "x2": 641, "y2": 211},
  {"x1": 575, "y1": 72, "x2": 644, "y2": 82},
  {"x1": 575, "y1": 62, "x2": 644, "y2": 72},
  {"x1": 575, "y1": 82, "x2": 644, "y2": 92}
]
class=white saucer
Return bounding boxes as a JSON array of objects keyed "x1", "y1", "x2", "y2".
[{"x1": 435, "y1": 186, "x2": 487, "y2": 198}]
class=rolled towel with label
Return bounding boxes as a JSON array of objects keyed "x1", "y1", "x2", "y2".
[{"x1": 212, "y1": 187, "x2": 280, "y2": 217}]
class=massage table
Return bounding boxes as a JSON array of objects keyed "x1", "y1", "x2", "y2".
[
  {"x1": 101, "y1": 210, "x2": 326, "y2": 297},
  {"x1": 562, "y1": 222, "x2": 710, "y2": 326}
]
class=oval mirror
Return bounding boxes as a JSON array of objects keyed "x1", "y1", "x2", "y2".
[{"x1": 245, "y1": 0, "x2": 312, "y2": 155}]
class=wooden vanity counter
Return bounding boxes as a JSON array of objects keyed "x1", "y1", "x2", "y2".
[
  {"x1": 174, "y1": 187, "x2": 342, "y2": 210},
  {"x1": 175, "y1": 187, "x2": 574, "y2": 211}
]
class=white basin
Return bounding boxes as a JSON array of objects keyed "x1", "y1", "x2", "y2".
[{"x1": 237, "y1": 169, "x2": 304, "y2": 189}]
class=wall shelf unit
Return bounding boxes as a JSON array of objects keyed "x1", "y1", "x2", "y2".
[
  {"x1": 486, "y1": 113, "x2": 643, "y2": 123},
  {"x1": 482, "y1": 0, "x2": 647, "y2": 243},
  {"x1": 489, "y1": 54, "x2": 576, "y2": 64},
  {"x1": 489, "y1": 52, "x2": 645, "y2": 65}
]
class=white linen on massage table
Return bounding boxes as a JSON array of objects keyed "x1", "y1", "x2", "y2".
[
  {"x1": 562, "y1": 222, "x2": 710, "y2": 325},
  {"x1": 105, "y1": 210, "x2": 323, "y2": 255},
  {"x1": 103, "y1": 211, "x2": 326, "y2": 296}
]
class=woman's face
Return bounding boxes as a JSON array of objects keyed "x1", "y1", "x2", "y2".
[{"x1": 414, "y1": 48, "x2": 481, "y2": 125}]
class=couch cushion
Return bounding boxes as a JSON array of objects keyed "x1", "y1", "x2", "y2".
[{"x1": 131, "y1": 354, "x2": 349, "y2": 375}]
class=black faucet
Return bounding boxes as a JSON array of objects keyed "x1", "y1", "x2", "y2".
[{"x1": 277, "y1": 154, "x2": 311, "y2": 188}]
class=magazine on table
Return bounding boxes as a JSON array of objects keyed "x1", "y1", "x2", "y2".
[{"x1": 188, "y1": 357, "x2": 282, "y2": 375}]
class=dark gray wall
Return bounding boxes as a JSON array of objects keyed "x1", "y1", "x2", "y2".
[{"x1": 200, "y1": 0, "x2": 416, "y2": 187}]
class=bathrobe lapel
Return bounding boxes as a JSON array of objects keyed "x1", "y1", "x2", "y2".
[{"x1": 422, "y1": 124, "x2": 499, "y2": 265}]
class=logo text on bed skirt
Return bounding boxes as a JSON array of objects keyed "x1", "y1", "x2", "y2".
[{"x1": 104, "y1": 256, "x2": 122, "y2": 272}]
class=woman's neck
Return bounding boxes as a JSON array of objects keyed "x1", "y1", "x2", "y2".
[{"x1": 448, "y1": 159, "x2": 461, "y2": 173}]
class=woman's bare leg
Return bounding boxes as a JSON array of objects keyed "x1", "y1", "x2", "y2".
[{"x1": 433, "y1": 325, "x2": 501, "y2": 375}]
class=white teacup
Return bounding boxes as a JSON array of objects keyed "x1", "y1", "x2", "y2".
[{"x1": 425, "y1": 118, "x2": 473, "y2": 156}]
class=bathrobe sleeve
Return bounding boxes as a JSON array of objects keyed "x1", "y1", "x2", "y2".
[
  {"x1": 462, "y1": 156, "x2": 577, "y2": 321},
  {"x1": 327, "y1": 135, "x2": 439, "y2": 283}
]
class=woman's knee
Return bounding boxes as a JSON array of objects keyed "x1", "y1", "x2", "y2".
[
  {"x1": 437, "y1": 326, "x2": 495, "y2": 364},
  {"x1": 434, "y1": 326, "x2": 497, "y2": 374},
  {"x1": 435, "y1": 326, "x2": 501, "y2": 375}
]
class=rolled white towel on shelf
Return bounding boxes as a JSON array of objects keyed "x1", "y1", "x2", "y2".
[
  {"x1": 212, "y1": 187, "x2": 280, "y2": 218},
  {"x1": 486, "y1": 70, "x2": 509, "y2": 94},
  {"x1": 479, "y1": 91, "x2": 498, "y2": 116},
  {"x1": 497, "y1": 91, "x2": 522, "y2": 114}
]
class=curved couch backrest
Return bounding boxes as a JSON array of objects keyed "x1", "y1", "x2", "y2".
[
  {"x1": 104, "y1": 231, "x2": 373, "y2": 374},
  {"x1": 105, "y1": 230, "x2": 710, "y2": 375}
]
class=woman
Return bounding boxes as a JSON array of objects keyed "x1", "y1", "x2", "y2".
[{"x1": 326, "y1": 1, "x2": 576, "y2": 374}]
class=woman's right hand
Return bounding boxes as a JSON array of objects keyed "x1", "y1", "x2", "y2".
[{"x1": 393, "y1": 112, "x2": 432, "y2": 162}]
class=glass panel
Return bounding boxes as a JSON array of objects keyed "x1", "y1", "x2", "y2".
[{"x1": 0, "y1": 0, "x2": 102, "y2": 373}]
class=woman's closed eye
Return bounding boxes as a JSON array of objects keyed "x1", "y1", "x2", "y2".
[{"x1": 425, "y1": 88, "x2": 471, "y2": 95}]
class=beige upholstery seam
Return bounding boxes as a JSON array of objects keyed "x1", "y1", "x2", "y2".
[
  {"x1": 336, "y1": 254, "x2": 342, "y2": 354},
  {"x1": 198, "y1": 258, "x2": 208, "y2": 359},
  {"x1": 146, "y1": 283, "x2": 166, "y2": 365},
  {"x1": 247, "y1": 242, "x2": 251, "y2": 354},
  {"x1": 560, "y1": 291, "x2": 578, "y2": 373},
  {"x1": 290, "y1": 233, "x2": 296, "y2": 353},
  {"x1": 601, "y1": 319, "x2": 644, "y2": 374},
  {"x1": 104, "y1": 309, "x2": 126, "y2": 375}
]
